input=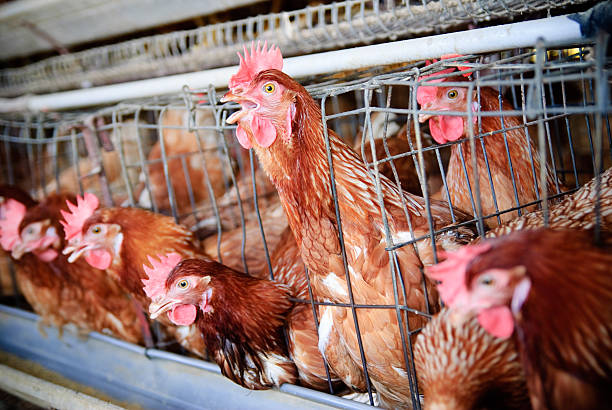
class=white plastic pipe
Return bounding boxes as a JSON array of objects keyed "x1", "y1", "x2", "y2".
[{"x1": 0, "y1": 15, "x2": 583, "y2": 113}]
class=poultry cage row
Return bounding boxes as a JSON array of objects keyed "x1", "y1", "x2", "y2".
[
  {"x1": 0, "y1": 0, "x2": 592, "y2": 97},
  {"x1": 1, "y1": 11, "x2": 611, "y2": 410}
]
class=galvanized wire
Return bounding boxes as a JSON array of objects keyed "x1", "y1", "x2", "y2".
[
  {"x1": 0, "y1": 0, "x2": 594, "y2": 97},
  {"x1": 0, "y1": 37, "x2": 610, "y2": 406}
]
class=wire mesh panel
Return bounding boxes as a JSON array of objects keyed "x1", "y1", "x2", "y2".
[
  {"x1": 0, "y1": 0, "x2": 595, "y2": 97},
  {"x1": 0, "y1": 35, "x2": 610, "y2": 407}
]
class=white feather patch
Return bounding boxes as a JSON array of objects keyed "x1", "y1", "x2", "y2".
[
  {"x1": 317, "y1": 307, "x2": 334, "y2": 356},
  {"x1": 322, "y1": 273, "x2": 348, "y2": 298}
]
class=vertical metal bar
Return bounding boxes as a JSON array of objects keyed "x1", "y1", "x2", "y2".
[
  {"x1": 365, "y1": 88, "x2": 420, "y2": 409},
  {"x1": 593, "y1": 31, "x2": 609, "y2": 244},
  {"x1": 133, "y1": 107, "x2": 158, "y2": 213},
  {"x1": 156, "y1": 107, "x2": 179, "y2": 221},
  {"x1": 248, "y1": 149, "x2": 274, "y2": 280},
  {"x1": 303, "y1": 265, "x2": 336, "y2": 394},
  {"x1": 475, "y1": 74, "x2": 503, "y2": 225},
  {"x1": 519, "y1": 66, "x2": 543, "y2": 199},
  {"x1": 534, "y1": 39, "x2": 549, "y2": 226},
  {"x1": 82, "y1": 117, "x2": 113, "y2": 207},
  {"x1": 3, "y1": 127, "x2": 14, "y2": 185},
  {"x1": 52, "y1": 126, "x2": 61, "y2": 193},
  {"x1": 23, "y1": 118, "x2": 36, "y2": 193},
  {"x1": 35, "y1": 114, "x2": 46, "y2": 196},
  {"x1": 114, "y1": 110, "x2": 136, "y2": 207},
  {"x1": 179, "y1": 155, "x2": 198, "y2": 219},
  {"x1": 211, "y1": 85, "x2": 246, "y2": 267},
  {"x1": 495, "y1": 73, "x2": 522, "y2": 218},
  {"x1": 578, "y1": 44, "x2": 597, "y2": 179},
  {"x1": 557, "y1": 52, "x2": 579, "y2": 188},
  {"x1": 69, "y1": 128, "x2": 83, "y2": 195},
  {"x1": 466, "y1": 82, "x2": 486, "y2": 236},
  {"x1": 320, "y1": 94, "x2": 374, "y2": 406}
]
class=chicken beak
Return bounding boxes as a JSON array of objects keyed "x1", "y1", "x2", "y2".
[
  {"x1": 221, "y1": 91, "x2": 257, "y2": 125},
  {"x1": 220, "y1": 90, "x2": 238, "y2": 103},
  {"x1": 63, "y1": 242, "x2": 93, "y2": 263},
  {"x1": 418, "y1": 113, "x2": 433, "y2": 123},
  {"x1": 418, "y1": 106, "x2": 434, "y2": 123},
  {"x1": 11, "y1": 241, "x2": 28, "y2": 260},
  {"x1": 149, "y1": 298, "x2": 177, "y2": 320}
]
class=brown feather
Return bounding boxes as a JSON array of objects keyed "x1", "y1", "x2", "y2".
[
  {"x1": 82, "y1": 207, "x2": 207, "y2": 355},
  {"x1": 166, "y1": 258, "x2": 297, "y2": 389},
  {"x1": 13, "y1": 193, "x2": 144, "y2": 343},
  {"x1": 240, "y1": 69, "x2": 476, "y2": 407},
  {"x1": 435, "y1": 84, "x2": 562, "y2": 228},
  {"x1": 415, "y1": 308, "x2": 530, "y2": 410},
  {"x1": 467, "y1": 229, "x2": 612, "y2": 410}
]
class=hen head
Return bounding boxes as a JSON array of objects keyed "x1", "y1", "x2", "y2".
[
  {"x1": 417, "y1": 56, "x2": 476, "y2": 145},
  {"x1": 222, "y1": 42, "x2": 297, "y2": 150},
  {"x1": 427, "y1": 236, "x2": 531, "y2": 339},
  {"x1": 61, "y1": 193, "x2": 120, "y2": 270},
  {"x1": 12, "y1": 217, "x2": 61, "y2": 262},
  {"x1": 145, "y1": 255, "x2": 213, "y2": 326},
  {"x1": 0, "y1": 197, "x2": 27, "y2": 253}
]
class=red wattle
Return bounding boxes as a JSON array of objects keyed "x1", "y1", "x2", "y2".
[
  {"x1": 85, "y1": 249, "x2": 112, "y2": 270},
  {"x1": 35, "y1": 249, "x2": 58, "y2": 262},
  {"x1": 236, "y1": 125, "x2": 252, "y2": 149},
  {"x1": 168, "y1": 304, "x2": 197, "y2": 326},
  {"x1": 478, "y1": 306, "x2": 515, "y2": 339},
  {"x1": 429, "y1": 116, "x2": 464, "y2": 144},
  {"x1": 251, "y1": 115, "x2": 277, "y2": 148}
]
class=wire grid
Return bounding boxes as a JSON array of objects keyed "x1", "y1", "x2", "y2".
[
  {"x1": 0, "y1": 0, "x2": 594, "y2": 97},
  {"x1": 1, "y1": 36, "x2": 611, "y2": 406}
]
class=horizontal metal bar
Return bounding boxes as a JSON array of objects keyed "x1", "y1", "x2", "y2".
[
  {"x1": 0, "y1": 363, "x2": 122, "y2": 409},
  {"x1": 0, "y1": 304, "x2": 360, "y2": 409},
  {"x1": 0, "y1": 15, "x2": 583, "y2": 113}
]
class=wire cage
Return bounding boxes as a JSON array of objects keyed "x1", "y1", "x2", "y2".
[
  {"x1": 0, "y1": 0, "x2": 595, "y2": 97},
  {"x1": 0, "y1": 33, "x2": 610, "y2": 407}
]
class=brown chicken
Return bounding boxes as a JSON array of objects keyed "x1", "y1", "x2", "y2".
[
  {"x1": 0, "y1": 192, "x2": 142, "y2": 343},
  {"x1": 417, "y1": 57, "x2": 561, "y2": 227},
  {"x1": 136, "y1": 108, "x2": 229, "y2": 220},
  {"x1": 427, "y1": 228, "x2": 612, "y2": 410},
  {"x1": 147, "y1": 255, "x2": 297, "y2": 389},
  {"x1": 8, "y1": 193, "x2": 144, "y2": 343},
  {"x1": 414, "y1": 308, "x2": 529, "y2": 410},
  {"x1": 0, "y1": 186, "x2": 36, "y2": 295},
  {"x1": 60, "y1": 192, "x2": 207, "y2": 356},
  {"x1": 221, "y1": 42, "x2": 475, "y2": 407}
]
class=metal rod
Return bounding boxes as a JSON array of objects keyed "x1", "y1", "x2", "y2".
[{"x1": 0, "y1": 15, "x2": 583, "y2": 112}]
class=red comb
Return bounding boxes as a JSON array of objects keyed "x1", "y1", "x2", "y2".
[
  {"x1": 60, "y1": 192, "x2": 99, "y2": 241},
  {"x1": 0, "y1": 199, "x2": 26, "y2": 251},
  {"x1": 416, "y1": 55, "x2": 471, "y2": 106},
  {"x1": 142, "y1": 252, "x2": 183, "y2": 299},
  {"x1": 425, "y1": 242, "x2": 491, "y2": 306},
  {"x1": 228, "y1": 41, "x2": 283, "y2": 91}
]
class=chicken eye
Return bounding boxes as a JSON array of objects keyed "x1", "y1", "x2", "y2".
[
  {"x1": 177, "y1": 280, "x2": 190, "y2": 290},
  {"x1": 447, "y1": 89, "x2": 459, "y2": 99},
  {"x1": 479, "y1": 276, "x2": 494, "y2": 286},
  {"x1": 263, "y1": 83, "x2": 275, "y2": 94},
  {"x1": 91, "y1": 225, "x2": 102, "y2": 234}
]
